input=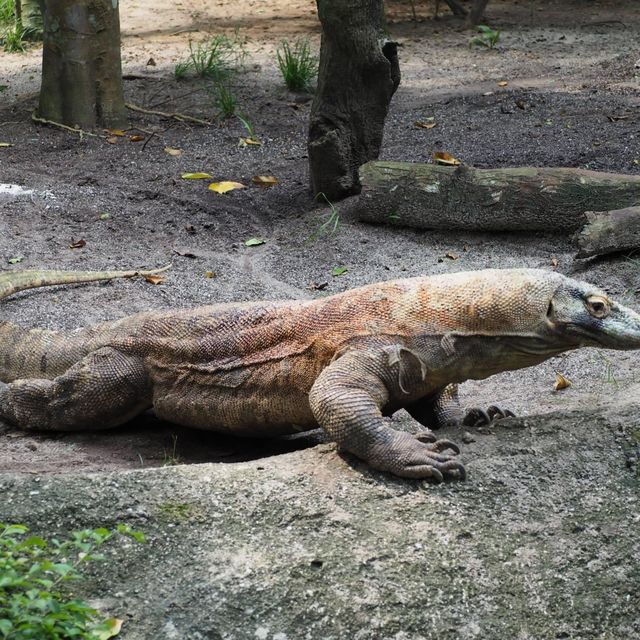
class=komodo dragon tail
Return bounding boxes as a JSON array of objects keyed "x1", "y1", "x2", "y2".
[{"x1": 0, "y1": 265, "x2": 171, "y2": 301}]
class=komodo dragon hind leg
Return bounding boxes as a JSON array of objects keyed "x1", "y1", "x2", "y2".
[
  {"x1": 0, "y1": 265, "x2": 170, "y2": 301},
  {"x1": 309, "y1": 350, "x2": 466, "y2": 482},
  {"x1": 0, "y1": 347, "x2": 151, "y2": 431}
]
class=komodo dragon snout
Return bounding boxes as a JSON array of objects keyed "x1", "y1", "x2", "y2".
[{"x1": 0, "y1": 267, "x2": 638, "y2": 484}]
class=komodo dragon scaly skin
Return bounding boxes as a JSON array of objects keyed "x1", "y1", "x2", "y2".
[{"x1": 1, "y1": 267, "x2": 639, "y2": 482}]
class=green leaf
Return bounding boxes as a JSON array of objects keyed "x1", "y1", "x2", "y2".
[
  {"x1": 331, "y1": 266, "x2": 348, "y2": 277},
  {"x1": 181, "y1": 172, "x2": 212, "y2": 180},
  {"x1": 1, "y1": 524, "x2": 28, "y2": 536},
  {"x1": 0, "y1": 619, "x2": 12, "y2": 637},
  {"x1": 93, "y1": 617, "x2": 123, "y2": 640},
  {"x1": 99, "y1": 213, "x2": 110, "y2": 220},
  {"x1": 7, "y1": 256, "x2": 23, "y2": 265},
  {"x1": 244, "y1": 237, "x2": 265, "y2": 247}
]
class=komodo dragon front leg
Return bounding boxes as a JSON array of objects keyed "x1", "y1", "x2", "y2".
[
  {"x1": 0, "y1": 348, "x2": 151, "y2": 431},
  {"x1": 309, "y1": 347, "x2": 466, "y2": 482}
]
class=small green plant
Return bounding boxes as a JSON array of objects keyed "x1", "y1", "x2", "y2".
[
  {"x1": 469, "y1": 24, "x2": 501, "y2": 49},
  {"x1": 0, "y1": 0, "x2": 15, "y2": 25},
  {"x1": 174, "y1": 32, "x2": 246, "y2": 81},
  {"x1": 162, "y1": 434, "x2": 181, "y2": 466},
  {"x1": 0, "y1": 522, "x2": 145, "y2": 640},
  {"x1": 308, "y1": 192, "x2": 341, "y2": 242},
  {"x1": 2, "y1": 23, "x2": 27, "y2": 52},
  {"x1": 236, "y1": 113, "x2": 259, "y2": 143},
  {"x1": 276, "y1": 38, "x2": 317, "y2": 92},
  {"x1": 215, "y1": 83, "x2": 237, "y2": 118}
]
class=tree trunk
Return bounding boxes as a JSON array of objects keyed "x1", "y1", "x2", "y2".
[
  {"x1": 466, "y1": 0, "x2": 490, "y2": 27},
  {"x1": 308, "y1": 0, "x2": 400, "y2": 200},
  {"x1": 348, "y1": 161, "x2": 640, "y2": 231},
  {"x1": 19, "y1": 0, "x2": 43, "y2": 36},
  {"x1": 574, "y1": 207, "x2": 640, "y2": 259},
  {"x1": 37, "y1": 0, "x2": 127, "y2": 129}
]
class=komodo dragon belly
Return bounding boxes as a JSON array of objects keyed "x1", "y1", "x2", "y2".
[{"x1": 147, "y1": 358, "x2": 320, "y2": 436}]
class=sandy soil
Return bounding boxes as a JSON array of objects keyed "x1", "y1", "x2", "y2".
[{"x1": 0, "y1": 0, "x2": 639, "y2": 474}]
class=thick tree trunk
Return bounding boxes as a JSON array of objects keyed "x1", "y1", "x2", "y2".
[
  {"x1": 19, "y1": 0, "x2": 43, "y2": 35},
  {"x1": 348, "y1": 161, "x2": 640, "y2": 231},
  {"x1": 308, "y1": 0, "x2": 400, "y2": 200},
  {"x1": 466, "y1": 0, "x2": 490, "y2": 27},
  {"x1": 574, "y1": 207, "x2": 640, "y2": 259},
  {"x1": 37, "y1": 0, "x2": 127, "y2": 129}
]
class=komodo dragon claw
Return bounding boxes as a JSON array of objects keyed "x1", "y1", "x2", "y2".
[
  {"x1": 414, "y1": 431, "x2": 461, "y2": 454},
  {"x1": 463, "y1": 405, "x2": 515, "y2": 428}
]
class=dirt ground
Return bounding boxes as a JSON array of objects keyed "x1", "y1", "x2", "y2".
[{"x1": 0, "y1": 0, "x2": 639, "y2": 476}]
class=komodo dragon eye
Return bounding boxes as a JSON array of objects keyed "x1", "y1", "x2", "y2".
[{"x1": 585, "y1": 295, "x2": 610, "y2": 319}]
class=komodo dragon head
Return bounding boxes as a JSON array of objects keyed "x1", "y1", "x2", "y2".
[{"x1": 410, "y1": 269, "x2": 640, "y2": 375}]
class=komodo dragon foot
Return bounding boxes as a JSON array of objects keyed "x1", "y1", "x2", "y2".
[{"x1": 462, "y1": 405, "x2": 515, "y2": 428}]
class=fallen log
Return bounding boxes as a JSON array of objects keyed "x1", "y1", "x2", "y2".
[
  {"x1": 350, "y1": 161, "x2": 640, "y2": 231},
  {"x1": 574, "y1": 206, "x2": 640, "y2": 259}
]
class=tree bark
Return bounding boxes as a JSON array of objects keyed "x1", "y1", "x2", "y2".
[
  {"x1": 348, "y1": 161, "x2": 640, "y2": 231},
  {"x1": 308, "y1": 0, "x2": 400, "y2": 200},
  {"x1": 574, "y1": 207, "x2": 640, "y2": 259},
  {"x1": 37, "y1": 0, "x2": 127, "y2": 129},
  {"x1": 19, "y1": 0, "x2": 43, "y2": 35},
  {"x1": 466, "y1": 0, "x2": 490, "y2": 27}
]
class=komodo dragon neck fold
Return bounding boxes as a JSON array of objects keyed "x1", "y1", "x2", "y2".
[{"x1": 0, "y1": 266, "x2": 639, "y2": 483}]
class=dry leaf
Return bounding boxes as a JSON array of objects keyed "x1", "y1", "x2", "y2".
[
  {"x1": 433, "y1": 151, "x2": 461, "y2": 166},
  {"x1": 251, "y1": 175, "x2": 279, "y2": 187},
  {"x1": 181, "y1": 172, "x2": 212, "y2": 180},
  {"x1": 208, "y1": 181, "x2": 246, "y2": 194},
  {"x1": 105, "y1": 129, "x2": 126, "y2": 137},
  {"x1": 147, "y1": 57, "x2": 156, "y2": 66},
  {"x1": 143, "y1": 274, "x2": 165, "y2": 285},
  {"x1": 204, "y1": 271, "x2": 216, "y2": 278},
  {"x1": 445, "y1": 252, "x2": 459, "y2": 260},
  {"x1": 173, "y1": 249, "x2": 198, "y2": 258},
  {"x1": 244, "y1": 237, "x2": 265, "y2": 247},
  {"x1": 415, "y1": 120, "x2": 437, "y2": 129},
  {"x1": 497, "y1": 80, "x2": 509, "y2": 87},
  {"x1": 69, "y1": 238, "x2": 86, "y2": 249},
  {"x1": 239, "y1": 137, "x2": 261, "y2": 147},
  {"x1": 95, "y1": 617, "x2": 123, "y2": 640},
  {"x1": 185, "y1": 224, "x2": 196, "y2": 235},
  {"x1": 0, "y1": 142, "x2": 13, "y2": 148},
  {"x1": 550, "y1": 256, "x2": 559, "y2": 268},
  {"x1": 106, "y1": 136, "x2": 119, "y2": 144},
  {"x1": 129, "y1": 135, "x2": 145, "y2": 142},
  {"x1": 482, "y1": 91, "x2": 494, "y2": 96},
  {"x1": 309, "y1": 281, "x2": 329, "y2": 291},
  {"x1": 554, "y1": 372, "x2": 572, "y2": 391},
  {"x1": 164, "y1": 147, "x2": 183, "y2": 157}
]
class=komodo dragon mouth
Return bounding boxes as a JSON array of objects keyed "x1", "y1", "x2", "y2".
[{"x1": 0, "y1": 267, "x2": 638, "y2": 483}]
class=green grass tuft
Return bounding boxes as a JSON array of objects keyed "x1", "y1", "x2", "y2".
[{"x1": 276, "y1": 38, "x2": 317, "y2": 92}]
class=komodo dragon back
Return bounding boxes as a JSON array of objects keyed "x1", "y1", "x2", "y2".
[{"x1": 0, "y1": 266, "x2": 639, "y2": 483}]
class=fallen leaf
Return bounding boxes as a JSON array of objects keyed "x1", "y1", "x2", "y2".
[
  {"x1": 129, "y1": 135, "x2": 145, "y2": 142},
  {"x1": 554, "y1": 372, "x2": 572, "y2": 391},
  {"x1": 164, "y1": 147, "x2": 183, "y2": 157},
  {"x1": 251, "y1": 175, "x2": 279, "y2": 187},
  {"x1": 69, "y1": 238, "x2": 86, "y2": 249},
  {"x1": 497, "y1": 80, "x2": 508, "y2": 87},
  {"x1": 433, "y1": 151, "x2": 461, "y2": 166},
  {"x1": 607, "y1": 114, "x2": 629, "y2": 122},
  {"x1": 143, "y1": 274, "x2": 165, "y2": 285},
  {"x1": 147, "y1": 57, "x2": 156, "y2": 66},
  {"x1": 0, "y1": 142, "x2": 13, "y2": 148},
  {"x1": 415, "y1": 121, "x2": 437, "y2": 129},
  {"x1": 204, "y1": 271, "x2": 216, "y2": 278},
  {"x1": 208, "y1": 181, "x2": 246, "y2": 194},
  {"x1": 94, "y1": 617, "x2": 123, "y2": 640},
  {"x1": 309, "y1": 281, "x2": 328, "y2": 291},
  {"x1": 173, "y1": 249, "x2": 198, "y2": 258},
  {"x1": 482, "y1": 91, "x2": 494, "y2": 96},
  {"x1": 7, "y1": 256, "x2": 23, "y2": 264},
  {"x1": 99, "y1": 213, "x2": 110, "y2": 220},
  {"x1": 332, "y1": 266, "x2": 348, "y2": 277},
  {"x1": 181, "y1": 172, "x2": 212, "y2": 180},
  {"x1": 244, "y1": 237, "x2": 265, "y2": 247},
  {"x1": 515, "y1": 100, "x2": 527, "y2": 110},
  {"x1": 445, "y1": 252, "x2": 459, "y2": 260},
  {"x1": 185, "y1": 224, "x2": 196, "y2": 235},
  {"x1": 105, "y1": 129, "x2": 126, "y2": 137},
  {"x1": 239, "y1": 137, "x2": 261, "y2": 147},
  {"x1": 550, "y1": 256, "x2": 559, "y2": 268},
  {"x1": 462, "y1": 244, "x2": 470, "y2": 252}
]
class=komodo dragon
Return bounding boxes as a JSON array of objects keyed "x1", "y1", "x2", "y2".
[{"x1": 0, "y1": 267, "x2": 639, "y2": 482}]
